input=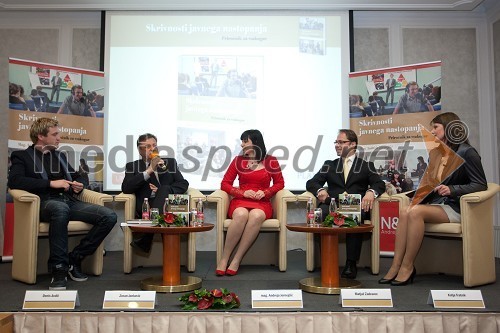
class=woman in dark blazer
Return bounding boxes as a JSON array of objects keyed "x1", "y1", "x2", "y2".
[{"x1": 379, "y1": 112, "x2": 487, "y2": 286}]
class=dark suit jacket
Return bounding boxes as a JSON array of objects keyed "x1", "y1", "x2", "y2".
[
  {"x1": 121, "y1": 158, "x2": 189, "y2": 218},
  {"x1": 420, "y1": 143, "x2": 487, "y2": 213},
  {"x1": 306, "y1": 156, "x2": 385, "y2": 206},
  {"x1": 51, "y1": 76, "x2": 62, "y2": 89},
  {"x1": 8, "y1": 145, "x2": 83, "y2": 201},
  {"x1": 386, "y1": 78, "x2": 396, "y2": 90}
]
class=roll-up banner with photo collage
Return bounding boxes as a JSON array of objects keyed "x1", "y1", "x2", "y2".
[
  {"x1": 3, "y1": 58, "x2": 105, "y2": 259},
  {"x1": 349, "y1": 61, "x2": 442, "y2": 256}
]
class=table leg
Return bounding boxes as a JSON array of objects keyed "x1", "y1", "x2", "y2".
[
  {"x1": 320, "y1": 233, "x2": 339, "y2": 287},
  {"x1": 298, "y1": 231, "x2": 362, "y2": 294},
  {"x1": 140, "y1": 232, "x2": 202, "y2": 293},
  {"x1": 162, "y1": 233, "x2": 180, "y2": 285}
]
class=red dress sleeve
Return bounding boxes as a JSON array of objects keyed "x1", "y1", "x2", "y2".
[
  {"x1": 262, "y1": 156, "x2": 285, "y2": 199},
  {"x1": 221, "y1": 157, "x2": 245, "y2": 198}
]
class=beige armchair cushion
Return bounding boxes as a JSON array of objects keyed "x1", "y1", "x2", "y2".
[
  {"x1": 299, "y1": 191, "x2": 381, "y2": 274},
  {"x1": 373, "y1": 182, "x2": 499, "y2": 287},
  {"x1": 8, "y1": 189, "x2": 112, "y2": 284},
  {"x1": 207, "y1": 188, "x2": 295, "y2": 272},
  {"x1": 115, "y1": 188, "x2": 204, "y2": 273}
]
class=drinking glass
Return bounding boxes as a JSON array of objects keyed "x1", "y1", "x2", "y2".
[
  {"x1": 313, "y1": 208, "x2": 323, "y2": 227},
  {"x1": 150, "y1": 208, "x2": 160, "y2": 221}
]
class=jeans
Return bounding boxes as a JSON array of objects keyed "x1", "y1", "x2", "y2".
[{"x1": 39, "y1": 193, "x2": 117, "y2": 270}]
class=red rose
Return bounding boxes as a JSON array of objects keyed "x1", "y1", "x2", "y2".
[
  {"x1": 211, "y1": 289, "x2": 223, "y2": 298},
  {"x1": 223, "y1": 294, "x2": 233, "y2": 303},
  {"x1": 188, "y1": 294, "x2": 198, "y2": 302},
  {"x1": 197, "y1": 297, "x2": 214, "y2": 310},
  {"x1": 334, "y1": 216, "x2": 345, "y2": 226},
  {"x1": 230, "y1": 292, "x2": 240, "y2": 305},
  {"x1": 164, "y1": 213, "x2": 175, "y2": 224}
]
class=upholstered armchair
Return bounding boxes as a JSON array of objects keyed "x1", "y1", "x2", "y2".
[
  {"x1": 298, "y1": 191, "x2": 382, "y2": 274},
  {"x1": 207, "y1": 188, "x2": 295, "y2": 272},
  {"x1": 9, "y1": 188, "x2": 112, "y2": 284},
  {"x1": 373, "y1": 182, "x2": 499, "y2": 287},
  {"x1": 115, "y1": 187, "x2": 205, "y2": 273}
]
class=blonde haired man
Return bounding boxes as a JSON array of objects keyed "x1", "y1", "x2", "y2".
[{"x1": 8, "y1": 118, "x2": 116, "y2": 290}]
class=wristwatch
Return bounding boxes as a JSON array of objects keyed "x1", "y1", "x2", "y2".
[
  {"x1": 366, "y1": 189, "x2": 379, "y2": 198},
  {"x1": 316, "y1": 188, "x2": 325, "y2": 195}
]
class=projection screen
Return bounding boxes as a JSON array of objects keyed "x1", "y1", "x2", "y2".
[{"x1": 104, "y1": 11, "x2": 350, "y2": 191}]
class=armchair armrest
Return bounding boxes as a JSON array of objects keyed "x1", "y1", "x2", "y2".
[
  {"x1": 206, "y1": 189, "x2": 229, "y2": 215},
  {"x1": 187, "y1": 187, "x2": 205, "y2": 209},
  {"x1": 8, "y1": 188, "x2": 40, "y2": 232},
  {"x1": 460, "y1": 182, "x2": 499, "y2": 205},
  {"x1": 79, "y1": 189, "x2": 113, "y2": 206},
  {"x1": 115, "y1": 193, "x2": 136, "y2": 221},
  {"x1": 8, "y1": 189, "x2": 40, "y2": 204},
  {"x1": 272, "y1": 189, "x2": 295, "y2": 222},
  {"x1": 296, "y1": 191, "x2": 317, "y2": 207}
]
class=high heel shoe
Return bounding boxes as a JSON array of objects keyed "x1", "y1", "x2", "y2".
[
  {"x1": 225, "y1": 268, "x2": 238, "y2": 276},
  {"x1": 391, "y1": 267, "x2": 416, "y2": 286},
  {"x1": 378, "y1": 275, "x2": 396, "y2": 284},
  {"x1": 215, "y1": 269, "x2": 226, "y2": 276}
]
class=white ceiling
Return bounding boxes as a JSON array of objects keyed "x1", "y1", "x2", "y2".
[{"x1": 0, "y1": 0, "x2": 488, "y2": 11}]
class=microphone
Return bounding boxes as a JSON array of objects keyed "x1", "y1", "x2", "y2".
[{"x1": 149, "y1": 151, "x2": 167, "y2": 170}]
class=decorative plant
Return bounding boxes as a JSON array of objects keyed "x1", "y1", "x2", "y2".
[
  {"x1": 322, "y1": 211, "x2": 358, "y2": 228},
  {"x1": 179, "y1": 288, "x2": 241, "y2": 310},
  {"x1": 152, "y1": 212, "x2": 185, "y2": 227}
]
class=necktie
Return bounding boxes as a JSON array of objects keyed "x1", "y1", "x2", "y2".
[{"x1": 343, "y1": 158, "x2": 351, "y2": 182}]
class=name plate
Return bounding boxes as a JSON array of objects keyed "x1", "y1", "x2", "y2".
[
  {"x1": 428, "y1": 290, "x2": 485, "y2": 308},
  {"x1": 340, "y1": 289, "x2": 393, "y2": 308},
  {"x1": 23, "y1": 290, "x2": 79, "y2": 310},
  {"x1": 103, "y1": 291, "x2": 156, "y2": 310},
  {"x1": 252, "y1": 290, "x2": 303, "y2": 309}
]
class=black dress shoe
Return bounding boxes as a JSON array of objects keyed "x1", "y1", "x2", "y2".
[
  {"x1": 130, "y1": 233, "x2": 153, "y2": 253},
  {"x1": 341, "y1": 260, "x2": 357, "y2": 279},
  {"x1": 378, "y1": 276, "x2": 395, "y2": 284},
  {"x1": 391, "y1": 267, "x2": 416, "y2": 286}
]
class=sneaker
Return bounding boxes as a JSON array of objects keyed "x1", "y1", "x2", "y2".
[
  {"x1": 68, "y1": 254, "x2": 88, "y2": 282},
  {"x1": 49, "y1": 269, "x2": 68, "y2": 290}
]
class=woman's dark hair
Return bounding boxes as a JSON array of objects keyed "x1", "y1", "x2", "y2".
[
  {"x1": 417, "y1": 156, "x2": 424, "y2": 162},
  {"x1": 240, "y1": 129, "x2": 266, "y2": 161},
  {"x1": 430, "y1": 112, "x2": 469, "y2": 150},
  {"x1": 9, "y1": 82, "x2": 19, "y2": 96}
]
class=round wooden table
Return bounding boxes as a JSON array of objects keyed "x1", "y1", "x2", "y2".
[
  {"x1": 286, "y1": 223, "x2": 374, "y2": 294},
  {"x1": 129, "y1": 223, "x2": 214, "y2": 293}
]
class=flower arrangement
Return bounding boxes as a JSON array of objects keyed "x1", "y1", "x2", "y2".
[
  {"x1": 179, "y1": 288, "x2": 241, "y2": 310},
  {"x1": 322, "y1": 211, "x2": 358, "y2": 228},
  {"x1": 152, "y1": 212, "x2": 186, "y2": 227}
]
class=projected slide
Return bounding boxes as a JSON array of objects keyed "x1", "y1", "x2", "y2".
[{"x1": 105, "y1": 12, "x2": 350, "y2": 191}]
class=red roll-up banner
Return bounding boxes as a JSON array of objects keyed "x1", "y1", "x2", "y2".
[{"x1": 379, "y1": 201, "x2": 399, "y2": 256}]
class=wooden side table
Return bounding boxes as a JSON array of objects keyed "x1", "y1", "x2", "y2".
[
  {"x1": 128, "y1": 223, "x2": 214, "y2": 293},
  {"x1": 286, "y1": 223, "x2": 374, "y2": 294}
]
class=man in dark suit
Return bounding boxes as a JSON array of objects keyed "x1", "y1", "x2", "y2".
[
  {"x1": 306, "y1": 129, "x2": 385, "y2": 279},
  {"x1": 50, "y1": 71, "x2": 63, "y2": 103},
  {"x1": 121, "y1": 133, "x2": 189, "y2": 252},
  {"x1": 8, "y1": 118, "x2": 117, "y2": 290},
  {"x1": 385, "y1": 73, "x2": 396, "y2": 105}
]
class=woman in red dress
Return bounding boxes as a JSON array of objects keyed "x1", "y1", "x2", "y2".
[{"x1": 216, "y1": 129, "x2": 285, "y2": 276}]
